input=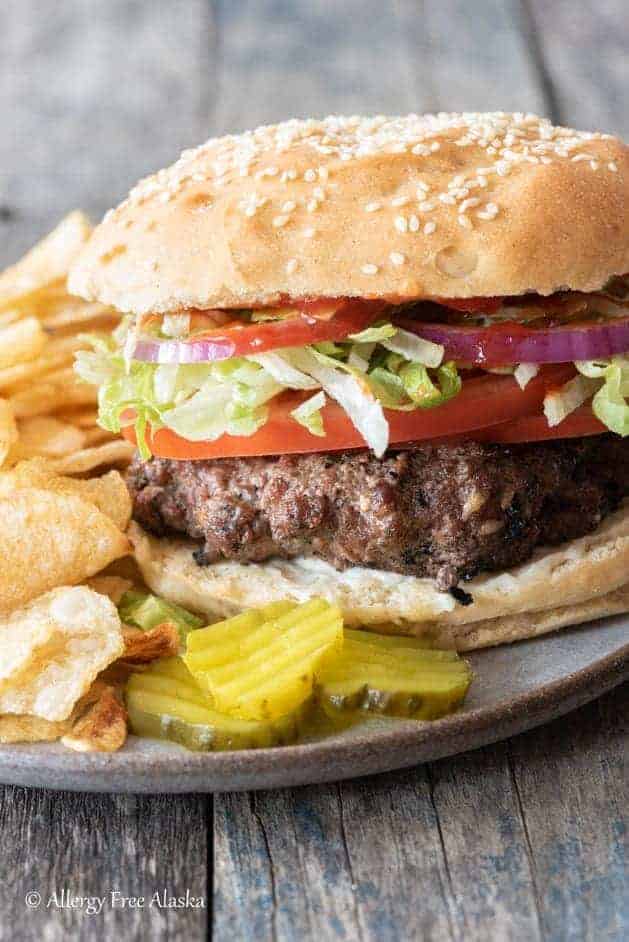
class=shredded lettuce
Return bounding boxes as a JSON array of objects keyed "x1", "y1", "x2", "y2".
[
  {"x1": 291, "y1": 391, "x2": 326, "y2": 437},
  {"x1": 576, "y1": 357, "x2": 629, "y2": 435},
  {"x1": 75, "y1": 325, "x2": 462, "y2": 458},
  {"x1": 543, "y1": 374, "x2": 601, "y2": 427}
]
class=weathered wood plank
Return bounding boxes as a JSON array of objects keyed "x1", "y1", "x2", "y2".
[
  {"x1": 0, "y1": 789, "x2": 210, "y2": 942},
  {"x1": 397, "y1": 0, "x2": 549, "y2": 116},
  {"x1": 528, "y1": 0, "x2": 629, "y2": 137},
  {"x1": 0, "y1": 0, "x2": 213, "y2": 265},
  {"x1": 212, "y1": 0, "x2": 424, "y2": 135},
  {"x1": 507, "y1": 682, "x2": 629, "y2": 941},
  {"x1": 214, "y1": 785, "x2": 365, "y2": 941}
]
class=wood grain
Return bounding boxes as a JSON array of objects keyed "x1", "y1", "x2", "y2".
[
  {"x1": 0, "y1": 0, "x2": 213, "y2": 266},
  {"x1": 0, "y1": 789, "x2": 210, "y2": 941},
  {"x1": 528, "y1": 0, "x2": 629, "y2": 137}
]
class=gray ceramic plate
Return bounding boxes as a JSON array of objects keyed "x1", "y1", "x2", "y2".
[{"x1": 1, "y1": 613, "x2": 628, "y2": 793}]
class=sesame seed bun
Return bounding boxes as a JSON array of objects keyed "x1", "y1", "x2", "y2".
[
  {"x1": 129, "y1": 500, "x2": 629, "y2": 651},
  {"x1": 69, "y1": 113, "x2": 629, "y2": 314}
]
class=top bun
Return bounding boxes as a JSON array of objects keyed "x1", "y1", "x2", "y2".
[{"x1": 69, "y1": 113, "x2": 629, "y2": 314}]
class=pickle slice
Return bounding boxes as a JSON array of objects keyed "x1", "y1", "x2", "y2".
[
  {"x1": 125, "y1": 660, "x2": 309, "y2": 751},
  {"x1": 316, "y1": 634, "x2": 472, "y2": 720},
  {"x1": 184, "y1": 598, "x2": 343, "y2": 721}
]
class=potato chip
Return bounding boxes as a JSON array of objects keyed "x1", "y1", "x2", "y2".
[
  {"x1": 56, "y1": 408, "x2": 99, "y2": 428},
  {"x1": 0, "y1": 342, "x2": 81, "y2": 393},
  {"x1": 0, "y1": 399, "x2": 18, "y2": 467},
  {"x1": 51, "y1": 439, "x2": 135, "y2": 474},
  {"x1": 0, "y1": 586, "x2": 124, "y2": 721},
  {"x1": 0, "y1": 317, "x2": 47, "y2": 369},
  {"x1": 86, "y1": 575, "x2": 133, "y2": 605},
  {"x1": 9, "y1": 378, "x2": 97, "y2": 419},
  {"x1": 61, "y1": 685, "x2": 128, "y2": 753},
  {"x1": 0, "y1": 459, "x2": 132, "y2": 532},
  {"x1": 15, "y1": 417, "x2": 85, "y2": 458},
  {"x1": 0, "y1": 489, "x2": 129, "y2": 614},
  {"x1": 0, "y1": 714, "x2": 72, "y2": 744},
  {"x1": 0, "y1": 212, "x2": 92, "y2": 309},
  {"x1": 121, "y1": 623, "x2": 180, "y2": 664},
  {"x1": 82, "y1": 426, "x2": 117, "y2": 446}
]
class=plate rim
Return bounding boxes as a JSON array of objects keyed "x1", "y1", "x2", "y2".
[{"x1": 1, "y1": 635, "x2": 628, "y2": 794}]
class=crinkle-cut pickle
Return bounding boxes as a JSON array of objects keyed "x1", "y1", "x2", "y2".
[
  {"x1": 315, "y1": 632, "x2": 472, "y2": 720},
  {"x1": 183, "y1": 598, "x2": 344, "y2": 721},
  {"x1": 125, "y1": 659, "x2": 309, "y2": 751}
]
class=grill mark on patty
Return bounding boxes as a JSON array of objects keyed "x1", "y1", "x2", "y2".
[{"x1": 127, "y1": 436, "x2": 629, "y2": 590}]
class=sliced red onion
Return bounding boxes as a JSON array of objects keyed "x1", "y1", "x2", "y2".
[
  {"x1": 130, "y1": 337, "x2": 237, "y2": 364},
  {"x1": 397, "y1": 316, "x2": 629, "y2": 366}
]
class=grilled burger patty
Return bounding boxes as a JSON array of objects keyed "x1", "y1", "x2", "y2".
[{"x1": 128, "y1": 437, "x2": 629, "y2": 591}]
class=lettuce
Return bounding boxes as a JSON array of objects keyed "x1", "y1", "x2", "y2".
[
  {"x1": 291, "y1": 391, "x2": 326, "y2": 437},
  {"x1": 75, "y1": 328, "x2": 462, "y2": 458},
  {"x1": 576, "y1": 357, "x2": 629, "y2": 435}
]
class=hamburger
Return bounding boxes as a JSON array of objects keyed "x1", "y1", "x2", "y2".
[{"x1": 70, "y1": 112, "x2": 629, "y2": 650}]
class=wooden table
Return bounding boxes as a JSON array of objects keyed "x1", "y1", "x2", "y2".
[{"x1": 1, "y1": 2, "x2": 627, "y2": 938}]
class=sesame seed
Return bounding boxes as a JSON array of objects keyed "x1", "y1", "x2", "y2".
[
  {"x1": 286, "y1": 258, "x2": 298, "y2": 274},
  {"x1": 423, "y1": 221, "x2": 436, "y2": 235},
  {"x1": 361, "y1": 264, "x2": 379, "y2": 275},
  {"x1": 365, "y1": 201, "x2": 382, "y2": 212},
  {"x1": 304, "y1": 169, "x2": 317, "y2": 182},
  {"x1": 408, "y1": 214, "x2": 420, "y2": 232},
  {"x1": 430, "y1": 142, "x2": 440, "y2": 152},
  {"x1": 302, "y1": 227, "x2": 316, "y2": 238},
  {"x1": 281, "y1": 200, "x2": 296, "y2": 212},
  {"x1": 390, "y1": 251, "x2": 406, "y2": 266},
  {"x1": 272, "y1": 215, "x2": 290, "y2": 228},
  {"x1": 608, "y1": 161, "x2": 618, "y2": 172},
  {"x1": 571, "y1": 153, "x2": 593, "y2": 162},
  {"x1": 458, "y1": 214, "x2": 472, "y2": 229},
  {"x1": 439, "y1": 193, "x2": 456, "y2": 205},
  {"x1": 394, "y1": 215, "x2": 408, "y2": 233},
  {"x1": 418, "y1": 200, "x2": 435, "y2": 212},
  {"x1": 391, "y1": 195, "x2": 409, "y2": 207},
  {"x1": 306, "y1": 199, "x2": 319, "y2": 213},
  {"x1": 244, "y1": 206, "x2": 256, "y2": 217},
  {"x1": 458, "y1": 197, "x2": 481, "y2": 213},
  {"x1": 412, "y1": 143, "x2": 431, "y2": 156},
  {"x1": 590, "y1": 160, "x2": 599, "y2": 170},
  {"x1": 416, "y1": 182, "x2": 430, "y2": 195},
  {"x1": 313, "y1": 186, "x2": 325, "y2": 200},
  {"x1": 486, "y1": 202, "x2": 499, "y2": 213}
]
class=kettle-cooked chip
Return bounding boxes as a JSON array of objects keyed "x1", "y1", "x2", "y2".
[
  {"x1": 0, "y1": 459, "x2": 132, "y2": 532},
  {"x1": 51, "y1": 440, "x2": 135, "y2": 474},
  {"x1": 0, "y1": 713, "x2": 72, "y2": 744},
  {"x1": 0, "y1": 586, "x2": 124, "y2": 721},
  {"x1": 0, "y1": 399, "x2": 18, "y2": 468},
  {"x1": 0, "y1": 211, "x2": 92, "y2": 309},
  {"x1": 15, "y1": 416, "x2": 85, "y2": 458},
  {"x1": 0, "y1": 489, "x2": 129, "y2": 614}
]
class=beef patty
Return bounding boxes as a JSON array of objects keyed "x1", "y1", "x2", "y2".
[{"x1": 128, "y1": 436, "x2": 629, "y2": 590}]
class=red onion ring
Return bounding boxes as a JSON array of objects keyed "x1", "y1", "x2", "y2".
[{"x1": 397, "y1": 316, "x2": 629, "y2": 366}]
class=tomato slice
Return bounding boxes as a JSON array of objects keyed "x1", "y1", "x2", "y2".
[
  {"x1": 477, "y1": 406, "x2": 605, "y2": 443},
  {"x1": 144, "y1": 299, "x2": 388, "y2": 362},
  {"x1": 123, "y1": 365, "x2": 576, "y2": 459}
]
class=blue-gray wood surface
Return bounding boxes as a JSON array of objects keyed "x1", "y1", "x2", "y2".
[{"x1": 0, "y1": 2, "x2": 627, "y2": 939}]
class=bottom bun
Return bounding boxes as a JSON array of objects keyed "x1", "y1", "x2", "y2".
[{"x1": 129, "y1": 501, "x2": 629, "y2": 651}]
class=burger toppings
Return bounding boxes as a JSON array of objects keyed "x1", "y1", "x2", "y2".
[
  {"x1": 127, "y1": 436, "x2": 629, "y2": 590},
  {"x1": 75, "y1": 284, "x2": 629, "y2": 462}
]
